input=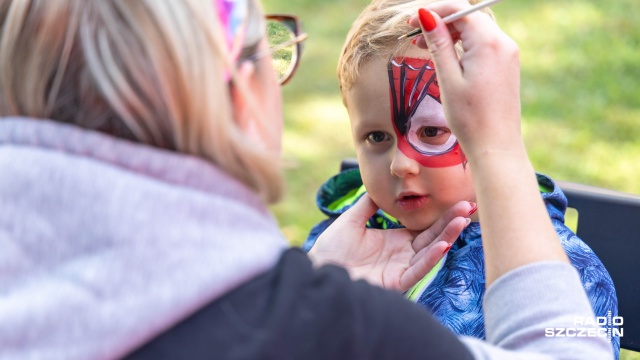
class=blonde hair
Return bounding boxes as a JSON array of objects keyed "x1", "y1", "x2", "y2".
[
  {"x1": 337, "y1": 0, "x2": 495, "y2": 93},
  {"x1": 0, "y1": 0, "x2": 283, "y2": 203}
]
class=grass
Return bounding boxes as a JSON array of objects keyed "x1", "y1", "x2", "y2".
[{"x1": 262, "y1": 1, "x2": 639, "y2": 358}]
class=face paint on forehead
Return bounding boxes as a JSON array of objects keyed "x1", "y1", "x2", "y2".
[{"x1": 388, "y1": 57, "x2": 466, "y2": 168}]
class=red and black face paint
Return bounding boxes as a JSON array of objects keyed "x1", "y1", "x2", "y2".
[{"x1": 388, "y1": 57, "x2": 466, "y2": 168}]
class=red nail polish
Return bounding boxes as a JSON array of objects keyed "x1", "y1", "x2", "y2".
[
  {"x1": 418, "y1": 9, "x2": 436, "y2": 32},
  {"x1": 442, "y1": 244, "x2": 452, "y2": 255},
  {"x1": 468, "y1": 202, "x2": 478, "y2": 216},
  {"x1": 411, "y1": 37, "x2": 418, "y2": 45}
]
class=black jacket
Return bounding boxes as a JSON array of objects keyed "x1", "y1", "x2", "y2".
[{"x1": 127, "y1": 249, "x2": 473, "y2": 360}]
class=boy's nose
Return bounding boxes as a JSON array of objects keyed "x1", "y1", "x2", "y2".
[{"x1": 390, "y1": 149, "x2": 420, "y2": 178}]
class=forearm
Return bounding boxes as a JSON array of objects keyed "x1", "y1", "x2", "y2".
[{"x1": 466, "y1": 145, "x2": 569, "y2": 286}]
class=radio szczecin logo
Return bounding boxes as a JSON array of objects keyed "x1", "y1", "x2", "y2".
[{"x1": 545, "y1": 311, "x2": 623, "y2": 339}]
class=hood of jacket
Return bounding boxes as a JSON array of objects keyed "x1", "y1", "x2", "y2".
[
  {"x1": 0, "y1": 118, "x2": 288, "y2": 359},
  {"x1": 315, "y1": 168, "x2": 401, "y2": 230}
]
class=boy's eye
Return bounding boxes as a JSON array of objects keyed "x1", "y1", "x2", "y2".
[
  {"x1": 366, "y1": 131, "x2": 390, "y2": 143},
  {"x1": 417, "y1": 126, "x2": 451, "y2": 145}
]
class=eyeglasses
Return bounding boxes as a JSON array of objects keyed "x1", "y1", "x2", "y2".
[{"x1": 246, "y1": 15, "x2": 307, "y2": 86}]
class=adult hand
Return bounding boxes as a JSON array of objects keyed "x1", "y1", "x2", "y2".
[
  {"x1": 308, "y1": 194, "x2": 472, "y2": 292},
  {"x1": 409, "y1": 0, "x2": 522, "y2": 161}
]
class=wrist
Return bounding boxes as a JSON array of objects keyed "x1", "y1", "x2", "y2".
[
  {"x1": 307, "y1": 247, "x2": 323, "y2": 266},
  {"x1": 462, "y1": 142, "x2": 530, "y2": 168},
  {"x1": 307, "y1": 247, "x2": 344, "y2": 268},
  {"x1": 464, "y1": 144, "x2": 537, "y2": 196}
]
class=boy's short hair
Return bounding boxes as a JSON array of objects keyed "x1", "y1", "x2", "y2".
[{"x1": 337, "y1": 0, "x2": 495, "y2": 94}]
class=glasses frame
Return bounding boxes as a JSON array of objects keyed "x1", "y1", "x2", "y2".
[{"x1": 247, "y1": 14, "x2": 307, "y2": 86}]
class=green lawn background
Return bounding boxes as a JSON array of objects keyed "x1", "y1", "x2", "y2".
[{"x1": 263, "y1": 1, "x2": 639, "y2": 357}]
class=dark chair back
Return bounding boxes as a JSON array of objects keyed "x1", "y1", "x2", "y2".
[{"x1": 557, "y1": 181, "x2": 640, "y2": 352}]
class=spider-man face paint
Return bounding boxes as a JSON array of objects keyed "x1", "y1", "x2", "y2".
[{"x1": 388, "y1": 57, "x2": 465, "y2": 168}]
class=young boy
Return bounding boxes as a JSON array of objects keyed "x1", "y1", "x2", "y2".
[{"x1": 303, "y1": 0, "x2": 619, "y2": 357}]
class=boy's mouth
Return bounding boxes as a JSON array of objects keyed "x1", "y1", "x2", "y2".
[{"x1": 396, "y1": 193, "x2": 429, "y2": 210}]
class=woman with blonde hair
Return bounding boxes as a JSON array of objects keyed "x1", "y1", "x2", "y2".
[{"x1": 0, "y1": 0, "x2": 612, "y2": 359}]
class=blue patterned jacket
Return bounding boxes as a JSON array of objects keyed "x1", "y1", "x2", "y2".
[{"x1": 303, "y1": 168, "x2": 619, "y2": 359}]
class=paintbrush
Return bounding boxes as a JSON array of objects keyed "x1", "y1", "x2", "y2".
[{"x1": 397, "y1": 0, "x2": 504, "y2": 40}]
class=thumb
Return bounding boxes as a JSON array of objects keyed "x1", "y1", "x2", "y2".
[
  {"x1": 342, "y1": 193, "x2": 379, "y2": 227},
  {"x1": 418, "y1": 8, "x2": 462, "y2": 82}
]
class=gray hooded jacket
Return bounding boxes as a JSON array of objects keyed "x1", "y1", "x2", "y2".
[{"x1": 0, "y1": 118, "x2": 288, "y2": 359}]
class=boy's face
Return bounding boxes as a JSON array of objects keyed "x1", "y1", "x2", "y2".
[{"x1": 345, "y1": 55, "x2": 476, "y2": 231}]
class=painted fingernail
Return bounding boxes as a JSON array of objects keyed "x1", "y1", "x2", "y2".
[
  {"x1": 442, "y1": 244, "x2": 452, "y2": 255},
  {"x1": 468, "y1": 202, "x2": 478, "y2": 216},
  {"x1": 418, "y1": 8, "x2": 436, "y2": 32},
  {"x1": 411, "y1": 37, "x2": 418, "y2": 45}
]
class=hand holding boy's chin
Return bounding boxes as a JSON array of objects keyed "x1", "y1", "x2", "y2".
[{"x1": 309, "y1": 195, "x2": 473, "y2": 292}]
